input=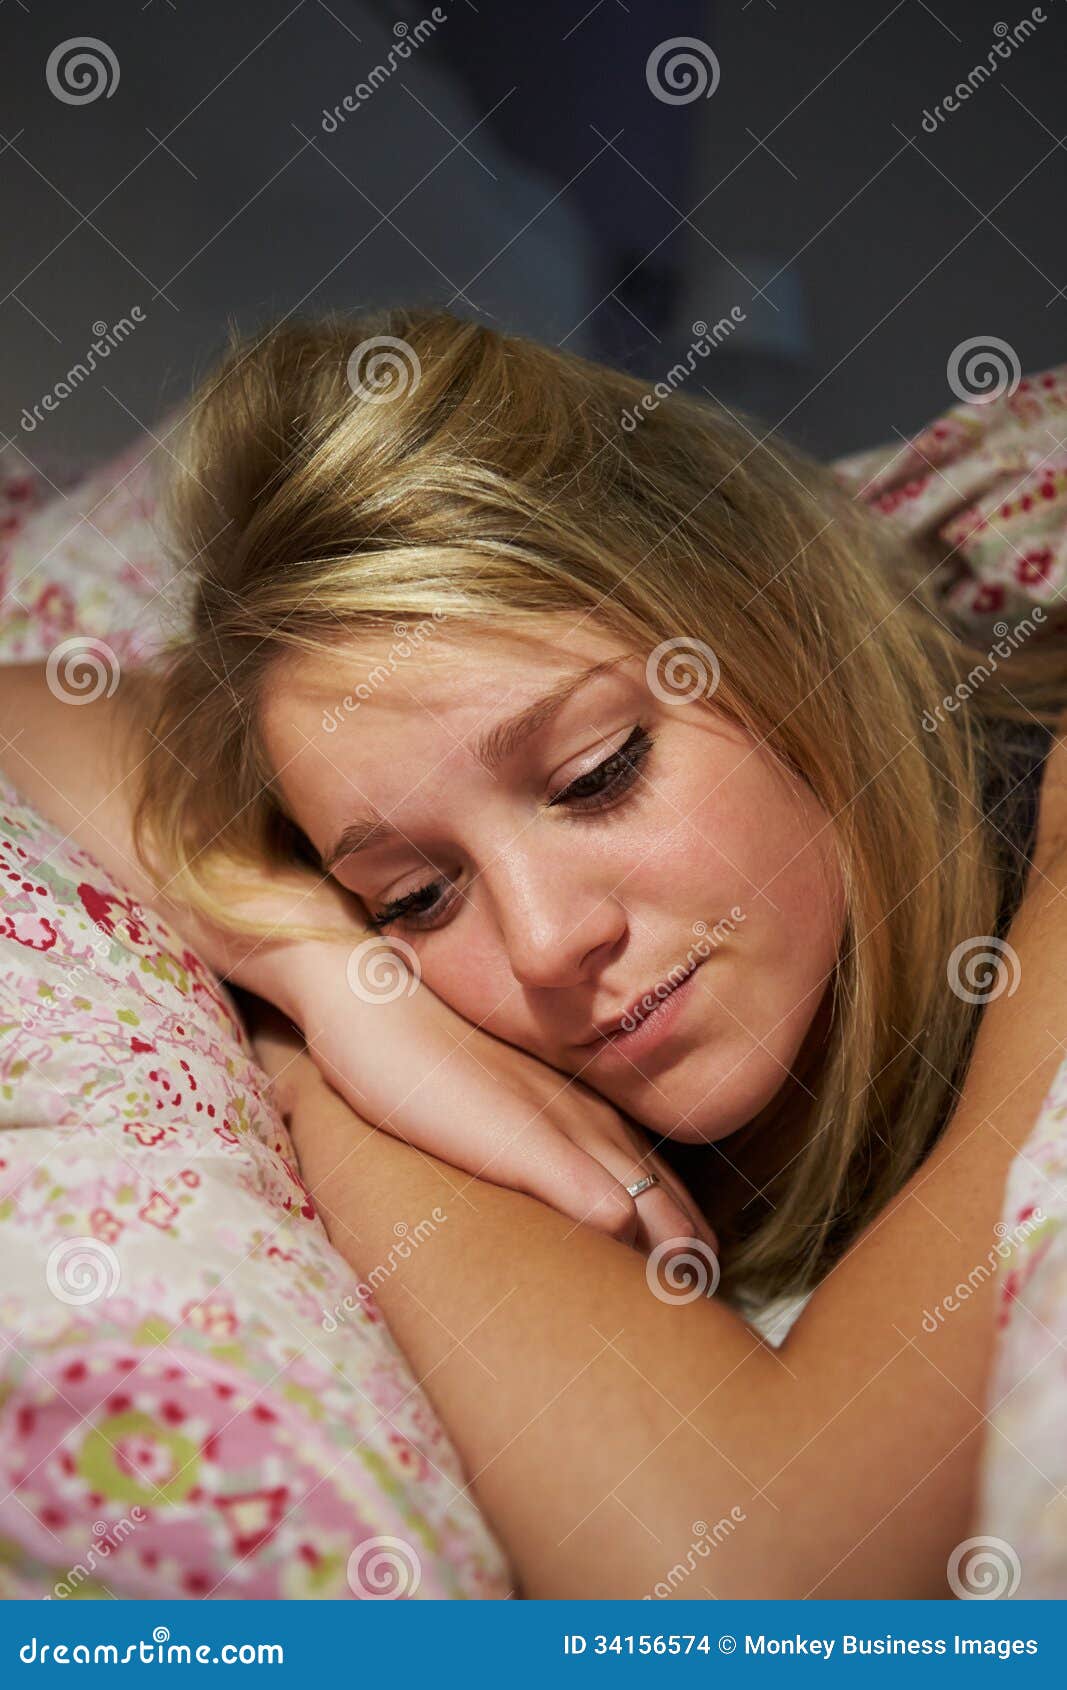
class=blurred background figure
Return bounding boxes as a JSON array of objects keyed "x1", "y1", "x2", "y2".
[{"x1": 1, "y1": 0, "x2": 1064, "y2": 468}]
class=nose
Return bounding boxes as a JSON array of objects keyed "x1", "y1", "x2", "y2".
[{"x1": 487, "y1": 842, "x2": 627, "y2": 992}]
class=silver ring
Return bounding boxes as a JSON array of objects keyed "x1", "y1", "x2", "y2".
[{"x1": 625, "y1": 1173, "x2": 660, "y2": 1199}]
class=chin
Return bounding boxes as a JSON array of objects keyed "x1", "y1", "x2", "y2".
[{"x1": 625, "y1": 1052, "x2": 798, "y2": 1145}]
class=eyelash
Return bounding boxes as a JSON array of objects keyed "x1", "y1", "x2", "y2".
[{"x1": 365, "y1": 724, "x2": 656, "y2": 934}]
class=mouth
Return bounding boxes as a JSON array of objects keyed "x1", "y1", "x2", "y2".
[{"x1": 578, "y1": 955, "x2": 701, "y2": 1047}]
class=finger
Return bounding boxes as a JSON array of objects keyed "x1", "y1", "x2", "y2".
[
  {"x1": 309, "y1": 1020, "x2": 641, "y2": 1237},
  {"x1": 633, "y1": 1187, "x2": 715, "y2": 1262},
  {"x1": 585, "y1": 1127, "x2": 719, "y2": 1256},
  {"x1": 568, "y1": 1104, "x2": 718, "y2": 1255},
  {"x1": 413, "y1": 1102, "x2": 641, "y2": 1244},
  {"x1": 500, "y1": 1130, "x2": 640, "y2": 1246},
  {"x1": 644, "y1": 1155, "x2": 720, "y2": 1255},
  {"x1": 630, "y1": 1188, "x2": 721, "y2": 1278},
  {"x1": 588, "y1": 1140, "x2": 710, "y2": 1260},
  {"x1": 313, "y1": 1016, "x2": 645, "y2": 1239}
]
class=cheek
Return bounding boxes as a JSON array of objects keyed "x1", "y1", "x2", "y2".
[
  {"x1": 683, "y1": 749, "x2": 841, "y2": 911},
  {"x1": 651, "y1": 756, "x2": 846, "y2": 988},
  {"x1": 417, "y1": 927, "x2": 521, "y2": 1031}
]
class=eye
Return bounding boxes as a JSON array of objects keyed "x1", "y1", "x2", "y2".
[
  {"x1": 365, "y1": 724, "x2": 656, "y2": 934},
  {"x1": 549, "y1": 723, "x2": 655, "y2": 812},
  {"x1": 365, "y1": 875, "x2": 456, "y2": 935}
]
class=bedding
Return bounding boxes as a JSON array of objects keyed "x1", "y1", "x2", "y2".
[
  {"x1": 840, "y1": 361, "x2": 1067, "y2": 1598},
  {"x1": 973, "y1": 1065, "x2": 1067, "y2": 1596},
  {"x1": 833, "y1": 361, "x2": 1067, "y2": 623},
  {"x1": 0, "y1": 443, "x2": 511, "y2": 1600},
  {"x1": 1, "y1": 362, "x2": 1066, "y2": 1597},
  {"x1": 0, "y1": 771, "x2": 511, "y2": 1600}
]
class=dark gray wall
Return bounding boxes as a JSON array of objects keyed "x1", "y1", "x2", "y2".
[{"x1": 1, "y1": 0, "x2": 1064, "y2": 467}]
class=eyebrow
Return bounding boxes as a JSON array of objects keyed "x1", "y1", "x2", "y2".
[{"x1": 319, "y1": 653, "x2": 632, "y2": 873}]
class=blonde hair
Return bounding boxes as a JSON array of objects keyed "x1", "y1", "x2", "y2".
[{"x1": 132, "y1": 307, "x2": 1067, "y2": 1303}]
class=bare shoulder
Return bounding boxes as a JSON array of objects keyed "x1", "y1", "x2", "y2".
[
  {"x1": 797, "y1": 721, "x2": 1067, "y2": 1365},
  {"x1": 1029, "y1": 705, "x2": 1067, "y2": 882}
]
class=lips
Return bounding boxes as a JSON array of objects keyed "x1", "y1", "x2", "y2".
[{"x1": 581, "y1": 957, "x2": 699, "y2": 1045}]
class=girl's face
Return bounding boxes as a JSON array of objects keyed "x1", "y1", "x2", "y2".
[{"x1": 259, "y1": 615, "x2": 846, "y2": 1143}]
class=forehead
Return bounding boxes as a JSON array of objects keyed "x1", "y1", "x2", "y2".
[{"x1": 259, "y1": 614, "x2": 635, "y2": 755}]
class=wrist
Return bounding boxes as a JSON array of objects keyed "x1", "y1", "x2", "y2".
[
  {"x1": 208, "y1": 881, "x2": 367, "y2": 1020},
  {"x1": 236, "y1": 937, "x2": 347, "y2": 1023}
]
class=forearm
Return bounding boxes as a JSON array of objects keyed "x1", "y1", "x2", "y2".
[
  {"x1": 286, "y1": 1060, "x2": 778, "y2": 1599},
  {"x1": 289, "y1": 1071, "x2": 1006, "y2": 1600},
  {"x1": 286, "y1": 843, "x2": 1067, "y2": 1600},
  {"x1": 0, "y1": 660, "x2": 361, "y2": 1017}
]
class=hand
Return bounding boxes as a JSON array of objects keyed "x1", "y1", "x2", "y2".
[
  {"x1": 0, "y1": 664, "x2": 714, "y2": 1255},
  {"x1": 249, "y1": 955, "x2": 718, "y2": 1260}
]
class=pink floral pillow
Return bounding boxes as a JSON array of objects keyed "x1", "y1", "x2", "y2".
[
  {"x1": 0, "y1": 442, "x2": 510, "y2": 1600},
  {"x1": 833, "y1": 361, "x2": 1067, "y2": 624}
]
